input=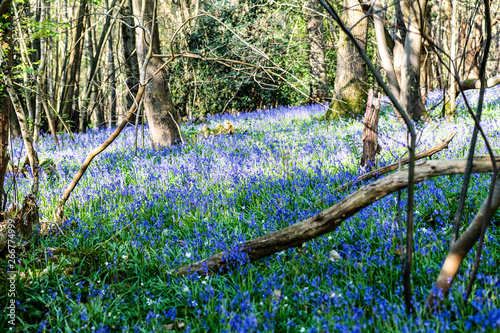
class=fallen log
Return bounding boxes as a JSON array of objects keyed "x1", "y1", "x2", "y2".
[
  {"x1": 175, "y1": 155, "x2": 500, "y2": 276},
  {"x1": 458, "y1": 73, "x2": 500, "y2": 91}
]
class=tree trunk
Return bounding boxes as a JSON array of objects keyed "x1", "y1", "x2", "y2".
[
  {"x1": 59, "y1": 0, "x2": 87, "y2": 132},
  {"x1": 132, "y1": 0, "x2": 181, "y2": 148},
  {"x1": 1, "y1": 61, "x2": 40, "y2": 197},
  {"x1": 327, "y1": 0, "x2": 367, "y2": 119},
  {"x1": 34, "y1": 0, "x2": 49, "y2": 143},
  {"x1": 360, "y1": 89, "x2": 380, "y2": 170},
  {"x1": 80, "y1": 0, "x2": 119, "y2": 131},
  {"x1": 106, "y1": 0, "x2": 117, "y2": 127},
  {"x1": 121, "y1": 0, "x2": 140, "y2": 123},
  {"x1": 399, "y1": 0, "x2": 426, "y2": 120},
  {"x1": 445, "y1": 0, "x2": 458, "y2": 118},
  {"x1": 372, "y1": 0, "x2": 426, "y2": 120},
  {"x1": 12, "y1": 4, "x2": 35, "y2": 128},
  {"x1": 420, "y1": 2, "x2": 431, "y2": 103},
  {"x1": 94, "y1": 68, "x2": 105, "y2": 127},
  {"x1": 459, "y1": 14, "x2": 480, "y2": 80},
  {"x1": 392, "y1": 0, "x2": 407, "y2": 90},
  {"x1": 80, "y1": 13, "x2": 94, "y2": 132},
  {"x1": 306, "y1": 0, "x2": 328, "y2": 104},
  {"x1": 0, "y1": 4, "x2": 12, "y2": 211}
]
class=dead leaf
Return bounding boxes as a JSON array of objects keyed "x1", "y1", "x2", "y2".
[{"x1": 273, "y1": 289, "x2": 281, "y2": 301}]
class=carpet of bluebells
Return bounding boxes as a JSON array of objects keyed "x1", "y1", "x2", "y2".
[{"x1": 1, "y1": 87, "x2": 500, "y2": 332}]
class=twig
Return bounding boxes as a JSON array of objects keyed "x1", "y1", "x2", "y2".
[{"x1": 90, "y1": 218, "x2": 137, "y2": 254}]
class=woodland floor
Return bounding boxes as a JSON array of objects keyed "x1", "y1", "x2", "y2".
[{"x1": 1, "y1": 88, "x2": 500, "y2": 332}]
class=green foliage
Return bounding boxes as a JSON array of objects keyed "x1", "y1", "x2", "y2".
[{"x1": 168, "y1": 0, "x2": 314, "y2": 117}]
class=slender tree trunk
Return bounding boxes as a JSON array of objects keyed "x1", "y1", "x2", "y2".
[
  {"x1": 54, "y1": 0, "x2": 67, "y2": 130},
  {"x1": 328, "y1": 0, "x2": 367, "y2": 119},
  {"x1": 446, "y1": 0, "x2": 458, "y2": 118},
  {"x1": 420, "y1": 2, "x2": 431, "y2": 103},
  {"x1": 399, "y1": 0, "x2": 426, "y2": 120},
  {"x1": 59, "y1": 0, "x2": 87, "y2": 132},
  {"x1": 392, "y1": 0, "x2": 407, "y2": 88},
  {"x1": 78, "y1": 0, "x2": 117, "y2": 131},
  {"x1": 121, "y1": 0, "x2": 140, "y2": 123},
  {"x1": 12, "y1": 4, "x2": 36, "y2": 129},
  {"x1": 0, "y1": 4, "x2": 12, "y2": 211},
  {"x1": 2, "y1": 63, "x2": 40, "y2": 197},
  {"x1": 306, "y1": 0, "x2": 328, "y2": 104},
  {"x1": 106, "y1": 0, "x2": 117, "y2": 127},
  {"x1": 94, "y1": 68, "x2": 105, "y2": 126},
  {"x1": 464, "y1": 14, "x2": 483, "y2": 80},
  {"x1": 372, "y1": 0, "x2": 426, "y2": 120},
  {"x1": 435, "y1": 0, "x2": 445, "y2": 92},
  {"x1": 34, "y1": 0, "x2": 46, "y2": 142},
  {"x1": 495, "y1": 30, "x2": 500, "y2": 74},
  {"x1": 132, "y1": 0, "x2": 181, "y2": 148},
  {"x1": 80, "y1": 13, "x2": 94, "y2": 132},
  {"x1": 427, "y1": 176, "x2": 500, "y2": 310}
]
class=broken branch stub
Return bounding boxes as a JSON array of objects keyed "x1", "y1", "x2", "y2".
[{"x1": 314, "y1": 130, "x2": 456, "y2": 204}]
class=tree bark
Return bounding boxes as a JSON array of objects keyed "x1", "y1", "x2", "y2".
[
  {"x1": 175, "y1": 156, "x2": 500, "y2": 276},
  {"x1": 33, "y1": 0, "x2": 46, "y2": 142},
  {"x1": 106, "y1": 0, "x2": 117, "y2": 128},
  {"x1": 79, "y1": 0, "x2": 117, "y2": 132},
  {"x1": 306, "y1": 0, "x2": 329, "y2": 103},
  {"x1": 360, "y1": 89, "x2": 380, "y2": 170},
  {"x1": 399, "y1": 0, "x2": 426, "y2": 120},
  {"x1": 463, "y1": 14, "x2": 483, "y2": 80},
  {"x1": 327, "y1": 0, "x2": 367, "y2": 119},
  {"x1": 121, "y1": 0, "x2": 140, "y2": 124},
  {"x1": 420, "y1": 2, "x2": 431, "y2": 101},
  {"x1": 59, "y1": 0, "x2": 88, "y2": 132},
  {"x1": 372, "y1": 0, "x2": 426, "y2": 120},
  {"x1": 445, "y1": 0, "x2": 458, "y2": 118},
  {"x1": 0, "y1": 3, "x2": 12, "y2": 211},
  {"x1": 1, "y1": 59, "x2": 40, "y2": 197},
  {"x1": 373, "y1": 2, "x2": 401, "y2": 102},
  {"x1": 132, "y1": 0, "x2": 181, "y2": 148}
]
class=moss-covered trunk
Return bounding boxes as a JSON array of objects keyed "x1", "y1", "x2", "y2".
[{"x1": 327, "y1": 0, "x2": 367, "y2": 119}]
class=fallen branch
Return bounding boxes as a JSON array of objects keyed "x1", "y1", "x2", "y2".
[
  {"x1": 55, "y1": 85, "x2": 145, "y2": 221},
  {"x1": 316, "y1": 130, "x2": 456, "y2": 204},
  {"x1": 458, "y1": 73, "x2": 500, "y2": 91},
  {"x1": 426, "y1": 175, "x2": 500, "y2": 311},
  {"x1": 175, "y1": 155, "x2": 500, "y2": 276}
]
